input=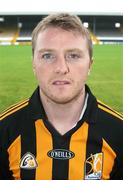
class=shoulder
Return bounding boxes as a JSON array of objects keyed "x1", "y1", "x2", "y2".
[
  {"x1": 97, "y1": 100, "x2": 123, "y2": 122},
  {"x1": 0, "y1": 99, "x2": 29, "y2": 127},
  {"x1": 96, "y1": 100, "x2": 123, "y2": 154},
  {"x1": 86, "y1": 84, "x2": 123, "y2": 124},
  {"x1": 0, "y1": 99, "x2": 29, "y2": 147},
  {"x1": 96, "y1": 99, "x2": 123, "y2": 139},
  {"x1": 0, "y1": 100, "x2": 29, "y2": 151}
]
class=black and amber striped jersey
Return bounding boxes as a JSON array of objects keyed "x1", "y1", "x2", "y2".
[{"x1": 0, "y1": 85, "x2": 123, "y2": 180}]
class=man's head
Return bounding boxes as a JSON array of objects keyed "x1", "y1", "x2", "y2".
[
  {"x1": 32, "y1": 13, "x2": 93, "y2": 59},
  {"x1": 32, "y1": 13, "x2": 93, "y2": 104}
]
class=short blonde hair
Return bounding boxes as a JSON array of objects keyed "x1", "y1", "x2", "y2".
[{"x1": 32, "y1": 13, "x2": 93, "y2": 59}]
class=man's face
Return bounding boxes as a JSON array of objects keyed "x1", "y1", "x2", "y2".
[{"x1": 33, "y1": 27, "x2": 92, "y2": 104}]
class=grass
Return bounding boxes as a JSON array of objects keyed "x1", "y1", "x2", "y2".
[
  {"x1": 88, "y1": 44, "x2": 123, "y2": 113},
  {"x1": 0, "y1": 44, "x2": 123, "y2": 113}
]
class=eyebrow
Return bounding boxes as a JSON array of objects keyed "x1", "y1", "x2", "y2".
[
  {"x1": 38, "y1": 48, "x2": 83, "y2": 53},
  {"x1": 38, "y1": 49, "x2": 55, "y2": 53},
  {"x1": 65, "y1": 48, "x2": 83, "y2": 53}
]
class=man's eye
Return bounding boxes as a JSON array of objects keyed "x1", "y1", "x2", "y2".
[
  {"x1": 42, "y1": 53, "x2": 55, "y2": 60},
  {"x1": 66, "y1": 53, "x2": 81, "y2": 60}
]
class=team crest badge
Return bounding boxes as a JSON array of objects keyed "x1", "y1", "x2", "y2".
[
  {"x1": 84, "y1": 152, "x2": 103, "y2": 179},
  {"x1": 20, "y1": 152, "x2": 38, "y2": 169}
]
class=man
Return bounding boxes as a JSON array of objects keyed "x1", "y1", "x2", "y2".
[{"x1": 0, "y1": 13, "x2": 123, "y2": 180}]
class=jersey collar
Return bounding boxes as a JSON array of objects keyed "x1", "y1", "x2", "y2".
[{"x1": 28, "y1": 84, "x2": 98, "y2": 124}]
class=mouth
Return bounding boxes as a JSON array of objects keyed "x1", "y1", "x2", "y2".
[{"x1": 52, "y1": 80, "x2": 71, "y2": 85}]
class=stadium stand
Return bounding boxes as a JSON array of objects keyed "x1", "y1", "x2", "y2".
[
  {"x1": 0, "y1": 15, "x2": 123, "y2": 45},
  {"x1": 0, "y1": 16, "x2": 18, "y2": 45},
  {"x1": 0, "y1": 24, "x2": 18, "y2": 45},
  {"x1": 94, "y1": 18, "x2": 123, "y2": 43}
]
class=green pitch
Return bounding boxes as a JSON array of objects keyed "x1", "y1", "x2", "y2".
[{"x1": 0, "y1": 44, "x2": 123, "y2": 113}]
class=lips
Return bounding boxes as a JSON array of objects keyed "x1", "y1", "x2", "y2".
[{"x1": 53, "y1": 80, "x2": 70, "y2": 85}]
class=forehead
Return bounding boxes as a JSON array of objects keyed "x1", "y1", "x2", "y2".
[{"x1": 35, "y1": 27, "x2": 88, "y2": 50}]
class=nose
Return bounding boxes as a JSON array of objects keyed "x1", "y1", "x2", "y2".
[{"x1": 54, "y1": 56, "x2": 69, "y2": 74}]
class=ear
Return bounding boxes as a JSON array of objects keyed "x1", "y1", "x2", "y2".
[
  {"x1": 88, "y1": 58, "x2": 93, "y2": 75},
  {"x1": 32, "y1": 59, "x2": 36, "y2": 75}
]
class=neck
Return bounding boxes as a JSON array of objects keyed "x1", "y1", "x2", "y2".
[{"x1": 40, "y1": 88, "x2": 86, "y2": 135}]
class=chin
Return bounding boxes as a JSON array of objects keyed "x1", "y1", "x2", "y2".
[{"x1": 49, "y1": 94, "x2": 77, "y2": 104}]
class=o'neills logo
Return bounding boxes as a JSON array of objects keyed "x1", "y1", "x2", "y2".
[{"x1": 47, "y1": 149, "x2": 75, "y2": 160}]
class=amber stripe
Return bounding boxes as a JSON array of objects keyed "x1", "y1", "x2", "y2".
[
  {"x1": 0, "y1": 102, "x2": 29, "y2": 121},
  {"x1": 98, "y1": 104, "x2": 123, "y2": 121},
  {"x1": 69, "y1": 122, "x2": 89, "y2": 180},
  {"x1": 7, "y1": 135, "x2": 21, "y2": 180},
  {"x1": 97, "y1": 100, "x2": 123, "y2": 118},
  {"x1": 35, "y1": 120, "x2": 53, "y2": 180},
  {"x1": 0, "y1": 99, "x2": 28, "y2": 118},
  {"x1": 102, "y1": 138, "x2": 116, "y2": 179}
]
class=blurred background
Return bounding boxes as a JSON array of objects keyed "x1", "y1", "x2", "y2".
[{"x1": 0, "y1": 0, "x2": 123, "y2": 113}]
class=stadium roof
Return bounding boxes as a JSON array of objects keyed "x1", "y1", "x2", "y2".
[{"x1": 0, "y1": 0, "x2": 123, "y2": 16}]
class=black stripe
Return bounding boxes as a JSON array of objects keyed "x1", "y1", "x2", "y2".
[
  {"x1": 97, "y1": 101, "x2": 123, "y2": 119},
  {"x1": 52, "y1": 134, "x2": 70, "y2": 180},
  {"x1": 20, "y1": 108, "x2": 36, "y2": 180},
  {"x1": 0, "y1": 139, "x2": 13, "y2": 179}
]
